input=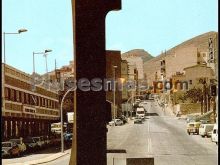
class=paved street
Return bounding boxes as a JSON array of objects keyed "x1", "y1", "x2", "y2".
[{"x1": 4, "y1": 100, "x2": 217, "y2": 165}]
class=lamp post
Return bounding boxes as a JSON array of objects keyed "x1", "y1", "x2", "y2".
[
  {"x1": 2, "y1": 29, "x2": 27, "y2": 118},
  {"x1": 60, "y1": 87, "x2": 75, "y2": 153},
  {"x1": 32, "y1": 49, "x2": 52, "y2": 90},
  {"x1": 113, "y1": 65, "x2": 117, "y2": 126},
  {"x1": 3, "y1": 28, "x2": 28, "y2": 64}
]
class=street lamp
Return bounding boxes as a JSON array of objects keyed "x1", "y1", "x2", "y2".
[
  {"x1": 2, "y1": 28, "x2": 27, "y2": 117},
  {"x1": 113, "y1": 65, "x2": 118, "y2": 126},
  {"x1": 60, "y1": 87, "x2": 75, "y2": 153},
  {"x1": 32, "y1": 49, "x2": 52, "y2": 91},
  {"x1": 3, "y1": 28, "x2": 28, "y2": 64}
]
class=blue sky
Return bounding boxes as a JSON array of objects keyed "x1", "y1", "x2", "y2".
[{"x1": 2, "y1": 0, "x2": 218, "y2": 74}]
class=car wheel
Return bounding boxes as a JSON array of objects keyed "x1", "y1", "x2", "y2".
[
  {"x1": 187, "y1": 132, "x2": 190, "y2": 135},
  {"x1": 201, "y1": 135, "x2": 205, "y2": 138}
]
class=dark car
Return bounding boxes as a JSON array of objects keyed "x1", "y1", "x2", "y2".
[
  {"x1": 119, "y1": 115, "x2": 128, "y2": 124},
  {"x1": 64, "y1": 133, "x2": 73, "y2": 142},
  {"x1": 23, "y1": 137, "x2": 38, "y2": 152},
  {"x1": 134, "y1": 118, "x2": 143, "y2": 124}
]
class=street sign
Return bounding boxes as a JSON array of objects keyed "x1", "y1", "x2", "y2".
[{"x1": 67, "y1": 112, "x2": 74, "y2": 123}]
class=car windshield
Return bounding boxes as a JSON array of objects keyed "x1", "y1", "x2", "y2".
[
  {"x1": 33, "y1": 137, "x2": 40, "y2": 141},
  {"x1": 24, "y1": 138, "x2": 35, "y2": 143},
  {"x1": 137, "y1": 111, "x2": 145, "y2": 114},
  {"x1": 10, "y1": 139, "x2": 20, "y2": 143},
  {"x1": 189, "y1": 124, "x2": 194, "y2": 127},
  {"x1": 2, "y1": 142, "x2": 11, "y2": 147}
]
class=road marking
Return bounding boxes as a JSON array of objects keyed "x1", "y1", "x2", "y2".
[
  {"x1": 147, "y1": 138, "x2": 152, "y2": 153},
  {"x1": 147, "y1": 120, "x2": 150, "y2": 132}
]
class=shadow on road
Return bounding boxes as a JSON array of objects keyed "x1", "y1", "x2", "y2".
[{"x1": 145, "y1": 113, "x2": 159, "y2": 116}]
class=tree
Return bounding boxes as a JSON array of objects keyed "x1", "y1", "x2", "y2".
[{"x1": 185, "y1": 87, "x2": 203, "y2": 103}]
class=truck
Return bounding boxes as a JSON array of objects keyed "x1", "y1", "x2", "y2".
[{"x1": 136, "y1": 107, "x2": 145, "y2": 120}]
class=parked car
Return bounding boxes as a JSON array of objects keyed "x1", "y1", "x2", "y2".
[
  {"x1": 49, "y1": 135, "x2": 61, "y2": 146},
  {"x1": 2, "y1": 141, "x2": 20, "y2": 157},
  {"x1": 119, "y1": 115, "x2": 128, "y2": 124},
  {"x1": 64, "y1": 133, "x2": 73, "y2": 142},
  {"x1": 211, "y1": 124, "x2": 218, "y2": 144},
  {"x1": 32, "y1": 136, "x2": 45, "y2": 149},
  {"x1": 109, "y1": 119, "x2": 123, "y2": 126},
  {"x1": 187, "y1": 121, "x2": 201, "y2": 135},
  {"x1": 134, "y1": 117, "x2": 143, "y2": 124},
  {"x1": 43, "y1": 135, "x2": 50, "y2": 145},
  {"x1": 199, "y1": 124, "x2": 215, "y2": 138},
  {"x1": 9, "y1": 138, "x2": 27, "y2": 154},
  {"x1": 23, "y1": 137, "x2": 38, "y2": 151}
]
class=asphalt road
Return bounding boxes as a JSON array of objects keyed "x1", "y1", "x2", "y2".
[{"x1": 10, "y1": 100, "x2": 217, "y2": 165}]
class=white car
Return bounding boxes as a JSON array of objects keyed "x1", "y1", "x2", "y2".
[
  {"x1": 32, "y1": 136, "x2": 45, "y2": 148},
  {"x1": 109, "y1": 119, "x2": 123, "y2": 126},
  {"x1": 199, "y1": 124, "x2": 215, "y2": 137},
  {"x1": 211, "y1": 124, "x2": 218, "y2": 144}
]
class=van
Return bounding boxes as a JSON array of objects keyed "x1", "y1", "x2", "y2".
[
  {"x1": 211, "y1": 124, "x2": 218, "y2": 144},
  {"x1": 187, "y1": 122, "x2": 201, "y2": 135},
  {"x1": 199, "y1": 124, "x2": 214, "y2": 137}
]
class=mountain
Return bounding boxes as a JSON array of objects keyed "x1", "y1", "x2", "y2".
[{"x1": 121, "y1": 49, "x2": 154, "y2": 62}]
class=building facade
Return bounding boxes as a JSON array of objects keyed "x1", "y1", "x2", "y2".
[
  {"x1": 144, "y1": 31, "x2": 218, "y2": 90},
  {"x1": 106, "y1": 50, "x2": 122, "y2": 117},
  {"x1": 2, "y1": 64, "x2": 60, "y2": 140}
]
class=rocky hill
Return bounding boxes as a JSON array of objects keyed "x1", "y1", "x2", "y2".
[{"x1": 121, "y1": 49, "x2": 154, "y2": 62}]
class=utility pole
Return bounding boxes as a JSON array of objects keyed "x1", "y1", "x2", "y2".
[{"x1": 203, "y1": 80, "x2": 207, "y2": 113}]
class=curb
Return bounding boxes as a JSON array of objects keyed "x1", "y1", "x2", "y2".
[{"x1": 7, "y1": 151, "x2": 70, "y2": 165}]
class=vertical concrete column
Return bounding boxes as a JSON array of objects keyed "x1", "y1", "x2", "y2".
[
  {"x1": 31, "y1": 121, "x2": 35, "y2": 136},
  {"x1": 7, "y1": 119, "x2": 11, "y2": 139},
  {"x1": 48, "y1": 122, "x2": 51, "y2": 137},
  {"x1": 20, "y1": 120, "x2": 24, "y2": 138},
  {"x1": 69, "y1": 1, "x2": 121, "y2": 165},
  {"x1": 24, "y1": 121, "x2": 28, "y2": 138},
  {"x1": 17, "y1": 120, "x2": 21, "y2": 138},
  {"x1": 34, "y1": 121, "x2": 38, "y2": 136}
]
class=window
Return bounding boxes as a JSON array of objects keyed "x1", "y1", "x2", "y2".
[
  {"x1": 5, "y1": 88, "x2": 10, "y2": 100},
  {"x1": 25, "y1": 93, "x2": 30, "y2": 104},
  {"x1": 10, "y1": 89, "x2": 16, "y2": 101},
  {"x1": 30, "y1": 95, "x2": 34, "y2": 105},
  {"x1": 20, "y1": 92, "x2": 24, "y2": 103},
  {"x1": 16, "y1": 90, "x2": 20, "y2": 102},
  {"x1": 189, "y1": 80, "x2": 192, "y2": 85}
]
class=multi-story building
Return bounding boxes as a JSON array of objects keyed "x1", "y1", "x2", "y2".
[
  {"x1": 1, "y1": 64, "x2": 60, "y2": 140},
  {"x1": 122, "y1": 49, "x2": 153, "y2": 80},
  {"x1": 106, "y1": 50, "x2": 122, "y2": 117},
  {"x1": 121, "y1": 60, "x2": 129, "y2": 102},
  {"x1": 144, "y1": 31, "x2": 218, "y2": 89},
  {"x1": 171, "y1": 64, "x2": 215, "y2": 90}
]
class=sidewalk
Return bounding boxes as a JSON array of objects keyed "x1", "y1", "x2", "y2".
[{"x1": 4, "y1": 149, "x2": 71, "y2": 165}]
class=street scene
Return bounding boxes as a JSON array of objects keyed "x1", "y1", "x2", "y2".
[
  {"x1": 4, "y1": 99, "x2": 215, "y2": 165},
  {"x1": 2, "y1": 0, "x2": 218, "y2": 165}
]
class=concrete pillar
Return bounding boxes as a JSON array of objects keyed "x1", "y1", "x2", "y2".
[
  {"x1": 7, "y1": 119, "x2": 11, "y2": 139},
  {"x1": 48, "y1": 122, "x2": 51, "y2": 137},
  {"x1": 31, "y1": 121, "x2": 35, "y2": 136},
  {"x1": 17, "y1": 119, "x2": 22, "y2": 137},
  {"x1": 69, "y1": 1, "x2": 121, "y2": 165}
]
